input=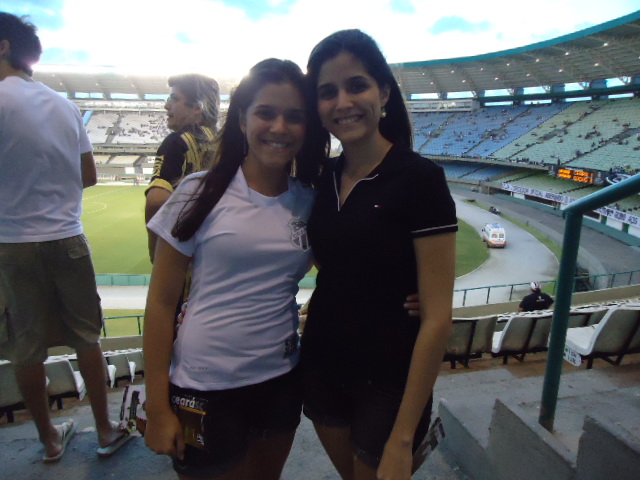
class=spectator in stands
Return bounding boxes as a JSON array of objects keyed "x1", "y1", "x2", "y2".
[
  {"x1": 300, "y1": 29, "x2": 457, "y2": 480},
  {"x1": 143, "y1": 58, "x2": 324, "y2": 480},
  {"x1": 519, "y1": 282, "x2": 555, "y2": 312},
  {"x1": 0, "y1": 13, "x2": 130, "y2": 462},
  {"x1": 144, "y1": 73, "x2": 220, "y2": 262}
]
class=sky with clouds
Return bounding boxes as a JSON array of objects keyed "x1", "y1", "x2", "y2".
[{"x1": 3, "y1": 0, "x2": 639, "y2": 80}]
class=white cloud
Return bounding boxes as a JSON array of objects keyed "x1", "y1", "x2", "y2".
[{"x1": 31, "y1": 0, "x2": 639, "y2": 78}]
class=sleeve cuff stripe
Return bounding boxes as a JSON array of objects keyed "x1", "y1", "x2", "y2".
[{"x1": 411, "y1": 223, "x2": 458, "y2": 236}]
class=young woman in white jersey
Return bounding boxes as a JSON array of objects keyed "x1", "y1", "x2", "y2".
[{"x1": 143, "y1": 58, "x2": 324, "y2": 480}]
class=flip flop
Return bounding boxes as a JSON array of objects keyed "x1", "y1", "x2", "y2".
[
  {"x1": 42, "y1": 419, "x2": 77, "y2": 463},
  {"x1": 96, "y1": 425, "x2": 133, "y2": 458}
]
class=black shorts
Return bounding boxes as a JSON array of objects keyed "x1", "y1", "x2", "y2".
[
  {"x1": 302, "y1": 372, "x2": 432, "y2": 469},
  {"x1": 170, "y1": 367, "x2": 302, "y2": 479}
]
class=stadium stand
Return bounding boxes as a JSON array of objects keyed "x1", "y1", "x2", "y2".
[
  {"x1": 85, "y1": 112, "x2": 118, "y2": 144},
  {"x1": 93, "y1": 154, "x2": 111, "y2": 165},
  {"x1": 111, "y1": 112, "x2": 170, "y2": 144},
  {"x1": 413, "y1": 98, "x2": 640, "y2": 171},
  {"x1": 84, "y1": 111, "x2": 170, "y2": 146},
  {"x1": 412, "y1": 111, "x2": 450, "y2": 150},
  {"x1": 108, "y1": 155, "x2": 140, "y2": 166}
]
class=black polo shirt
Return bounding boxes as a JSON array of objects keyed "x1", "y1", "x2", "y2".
[{"x1": 302, "y1": 144, "x2": 457, "y2": 389}]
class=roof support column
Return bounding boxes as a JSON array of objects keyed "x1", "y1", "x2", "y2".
[{"x1": 551, "y1": 83, "x2": 565, "y2": 103}]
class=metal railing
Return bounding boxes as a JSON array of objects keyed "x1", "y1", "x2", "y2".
[
  {"x1": 539, "y1": 173, "x2": 640, "y2": 431},
  {"x1": 101, "y1": 267, "x2": 640, "y2": 337},
  {"x1": 454, "y1": 270, "x2": 640, "y2": 307}
]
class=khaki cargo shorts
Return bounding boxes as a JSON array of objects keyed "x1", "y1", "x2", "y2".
[{"x1": 0, "y1": 234, "x2": 102, "y2": 365}]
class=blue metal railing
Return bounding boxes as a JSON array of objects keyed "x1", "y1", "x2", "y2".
[{"x1": 539, "y1": 173, "x2": 640, "y2": 431}]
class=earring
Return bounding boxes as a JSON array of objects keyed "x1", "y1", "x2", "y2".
[
  {"x1": 243, "y1": 134, "x2": 248, "y2": 157},
  {"x1": 381, "y1": 106, "x2": 387, "y2": 118}
]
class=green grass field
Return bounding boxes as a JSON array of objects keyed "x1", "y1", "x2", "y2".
[
  {"x1": 87, "y1": 183, "x2": 490, "y2": 336},
  {"x1": 82, "y1": 185, "x2": 152, "y2": 274},
  {"x1": 83, "y1": 184, "x2": 489, "y2": 277},
  {"x1": 455, "y1": 219, "x2": 489, "y2": 276},
  {"x1": 102, "y1": 310, "x2": 145, "y2": 337}
]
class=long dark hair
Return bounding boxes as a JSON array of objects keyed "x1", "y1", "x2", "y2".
[
  {"x1": 306, "y1": 29, "x2": 413, "y2": 151},
  {"x1": 172, "y1": 58, "x2": 324, "y2": 241}
]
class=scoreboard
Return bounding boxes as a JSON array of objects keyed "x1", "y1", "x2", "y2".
[{"x1": 555, "y1": 167, "x2": 596, "y2": 184}]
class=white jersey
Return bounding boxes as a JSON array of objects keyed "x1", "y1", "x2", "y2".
[
  {"x1": 0, "y1": 76, "x2": 92, "y2": 242},
  {"x1": 147, "y1": 169, "x2": 315, "y2": 390}
]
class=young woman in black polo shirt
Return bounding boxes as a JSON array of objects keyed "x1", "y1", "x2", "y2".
[{"x1": 301, "y1": 30, "x2": 458, "y2": 480}]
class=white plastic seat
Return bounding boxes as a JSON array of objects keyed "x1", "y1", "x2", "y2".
[
  {"x1": 105, "y1": 352, "x2": 136, "y2": 386},
  {"x1": 567, "y1": 306, "x2": 609, "y2": 328},
  {"x1": 106, "y1": 364, "x2": 117, "y2": 388},
  {"x1": 565, "y1": 305, "x2": 640, "y2": 369},
  {"x1": 492, "y1": 312, "x2": 553, "y2": 364},
  {"x1": 45, "y1": 358, "x2": 86, "y2": 409},
  {"x1": 125, "y1": 349, "x2": 144, "y2": 376}
]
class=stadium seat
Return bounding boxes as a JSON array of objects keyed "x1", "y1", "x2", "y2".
[
  {"x1": 106, "y1": 364, "x2": 117, "y2": 388},
  {"x1": 444, "y1": 315, "x2": 498, "y2": 368},
  {"x1": 105, "y1": 352, "x2": 136, "y2": 387},
  {"x1": 567, "y1": 306, "x2": 610, "y2": 327},
  {"x1": 491, "y1": 312, "x2": 553, "y2": 364},
  {"x1": 123, "y1": 349, "x2": 144, "y2": 377},
  {"x1": 45, "y1": 358, "x2": 86, "y2": 410},
  {"x1": 564, "y1": 304, "x2": 640, "y2": 369}
]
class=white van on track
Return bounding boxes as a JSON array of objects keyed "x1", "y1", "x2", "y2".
[{"x1": 481, "y1": 223, "x2": 507, "y2": 248}]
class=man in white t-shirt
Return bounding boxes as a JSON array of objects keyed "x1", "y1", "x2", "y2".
[{"x1": 0, "y1": 13, "x2": 130, "y2": 462}]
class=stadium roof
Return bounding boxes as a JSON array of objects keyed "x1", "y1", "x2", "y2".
[
  {"x1": 32, "y1": 11, "x2": 640, "y2": 100},
  {"x1": 390, "y1": 10, "x2": 640, "y2": 98},
  {"x1": 33, "y1": 68, "x2": 172, "y2": 99}
]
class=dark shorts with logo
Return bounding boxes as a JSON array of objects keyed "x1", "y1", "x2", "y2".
[{"x1": 169, "y1": 366, "x2": 302, "y2": 478}]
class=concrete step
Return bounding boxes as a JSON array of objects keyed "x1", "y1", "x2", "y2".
[
  {"x1": 0, "y1": 384, "x2": 474, "y2": 480},
  {"x1": 438, "y1": 362, "x2": 640, "y2": 480}
]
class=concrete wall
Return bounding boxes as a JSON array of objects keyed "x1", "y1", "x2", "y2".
[
  {"x1": 487, "y1": 400, "x2": 576, "y2": 480},
  {"x1": 577, "y1": 416, "x2": 640, "y2": 480}
]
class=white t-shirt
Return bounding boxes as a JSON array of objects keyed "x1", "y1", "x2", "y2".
[
  {"x1": 147, "y1": 169, "x2": 316, "y2": 390},
  {"x1": 0, "y1": 76, "x2": 92, "y2": 242}
]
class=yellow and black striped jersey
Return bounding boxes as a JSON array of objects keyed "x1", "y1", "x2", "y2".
[{"x1": 147, "y1": 125, "x2": 216, "y2": 193}]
